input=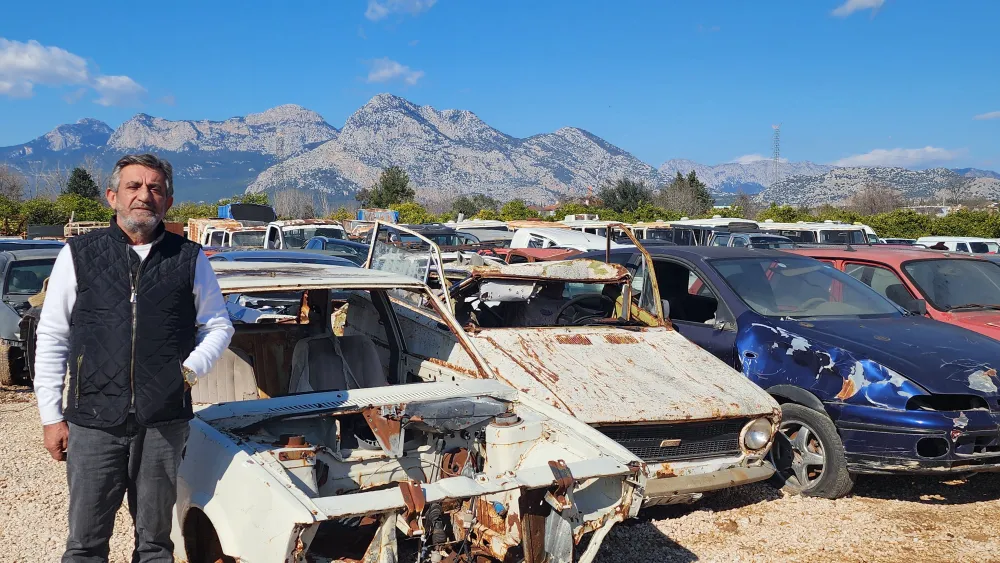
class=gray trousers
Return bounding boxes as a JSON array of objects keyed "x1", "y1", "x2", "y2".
[{"x1": 63, "y1": 415, "x2": 190, "y2": 563}]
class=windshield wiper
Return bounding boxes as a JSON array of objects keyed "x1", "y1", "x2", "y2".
[{"x1": 946, "y1": 303, "x2": 1000, "y2": 312}]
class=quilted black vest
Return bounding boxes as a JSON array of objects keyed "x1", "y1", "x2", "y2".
[{"x1": 64, "y1": 219, "x2": 201, "y2": 428}]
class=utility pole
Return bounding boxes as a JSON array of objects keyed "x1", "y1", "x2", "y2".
[{"x1": 771, "y1": 124, "x2": 782, "y2": 187}]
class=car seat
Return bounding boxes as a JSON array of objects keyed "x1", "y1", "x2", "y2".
[{"x1": 287, "y1": 332, "x2": 388, "y2": 393}]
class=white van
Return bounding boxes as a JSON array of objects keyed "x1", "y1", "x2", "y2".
[{"x1": 915, "y1": 236, "x2": 999, "y2": 254}]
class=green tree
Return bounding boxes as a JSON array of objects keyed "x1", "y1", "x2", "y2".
[
  {"x1": 452, "y1": 194, "x2": 500, "y2": 217},
  {"x1": 658, "y1": 171, "x2": 714, "y2": 216},
  {"x1": 55, "y1": 194, "x2": 113, "y2": 222},
  {"x1": 475, "y1": 209, "x2": 500, "y2": 220},
  {"x1": 499, "y1": 199, "x2": 538, "y2": 221},
  {"x1": 166, "y1": 201, "x2": 218, "y2": 223},
  {"x1": 931, "y1": 209, "x2": 1000, "y2": 238},
  {"x1": 327, "y1": 206, "x2": 355, "y2": 222},
  {"x1": 865, "y1": 209, "x2": 934, "y2": 239},
  {"x1": 756, "y1": 203, "x2": 813, "y2": 223},
  {"x1": 597, "y1": 179, "x2": 653, "y2": 213},
  {"x1": 358, "y1": 166, "x2": 415, "y2": 208},
  {"x1": 64, "y1": 167, "x2": 101, "y2": 199},
  {"x1": 20, "y1": 198, "x2": 63, "y2": 225},
  {"x1": 0, "y1": 196, "x2": 22, "y2": 235},
  {"x1": 218, "y1": 192, "x2": 270, "y2": 206},
  {"x1": 396, "y1": 201, "x2": 433, "y2": 224}
]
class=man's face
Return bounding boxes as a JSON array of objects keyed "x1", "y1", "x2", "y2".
[{"x1": 106, "y1": 164, "x2": 173, "y2": 234}]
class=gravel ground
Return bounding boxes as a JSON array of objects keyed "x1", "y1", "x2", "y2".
[{"x1": 4, "y1": 384, "x2": 1000, "y2": 562}]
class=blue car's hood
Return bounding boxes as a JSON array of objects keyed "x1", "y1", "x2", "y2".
[{"x1": 737, "y1": 315, "x2": 1000, "y2": 410}]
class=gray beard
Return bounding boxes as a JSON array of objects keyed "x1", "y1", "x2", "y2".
[{"x1": 117, "y1": 207, "x2": 162, "y2": 237}]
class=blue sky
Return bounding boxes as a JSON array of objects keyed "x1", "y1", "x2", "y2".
[{"x1": 1, "y1": 0, "x2": 998, "y2": 169}]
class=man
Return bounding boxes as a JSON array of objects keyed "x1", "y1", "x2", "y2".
[{"x1": 34, "y1": 154, "x2": 234, "y2": 562}]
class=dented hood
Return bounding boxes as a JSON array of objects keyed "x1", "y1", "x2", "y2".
[
  {"x1": 470, "y1": 326, "x2": 777, "y2": 425},
  {"x1": 771, "y1": 316, "x2": 1000, "y2": 398}
]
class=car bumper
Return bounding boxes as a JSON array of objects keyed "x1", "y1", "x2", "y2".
[
  {"x1": 832, "y1": 405, "x2": 1000, "y2": 475},
  {"x1": 643, "y1": 459, "x2": 774, "y2": 506}
]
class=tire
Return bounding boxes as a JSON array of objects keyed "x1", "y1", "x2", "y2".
[
  {"x1": 0, "y1": 343, "x2": 12, "y2": 387},
  {"x1": 23, "y1": 313, "x2": 38, "y2": 383},
  {"x1": 769, "y1": 403, "x2": 856, "y2": 499}
]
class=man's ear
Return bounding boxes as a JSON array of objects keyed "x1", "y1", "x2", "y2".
[{"x1": 106, "y1": 188, "x2": 117, "y2": 208}]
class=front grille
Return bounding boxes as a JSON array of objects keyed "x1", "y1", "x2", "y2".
[{"x1": 598, "y1": 419, "x2": 748, "y2": 463}]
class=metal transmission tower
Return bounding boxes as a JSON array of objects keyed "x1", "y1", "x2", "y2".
[{"x1": 771, "y1": 124, "x2": 782, "y2": 186}]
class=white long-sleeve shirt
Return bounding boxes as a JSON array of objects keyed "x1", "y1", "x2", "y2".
[{"x1": 34, "y1": 244, "x2": 234, "y2": 425}]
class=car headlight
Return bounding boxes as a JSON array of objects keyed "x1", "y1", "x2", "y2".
[{"x1": 742, "y1": 418, "x2": 772, "y2": 451}]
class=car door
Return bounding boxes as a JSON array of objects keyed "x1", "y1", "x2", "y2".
[
  {"x1": 365, "y1": 221, "x2": 453, "y2": 312},
  {"x1": 651, "y1": 256, "x2": 738, "y2": 366},
  {"x1": 842, "y1": 261, "x2": 921, "y2": 311}
]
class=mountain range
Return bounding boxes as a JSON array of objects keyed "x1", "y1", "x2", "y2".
[{"x1": 2, "y1": 93, "x2": 997, "y2": 206}]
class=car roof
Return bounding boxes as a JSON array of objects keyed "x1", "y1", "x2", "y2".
[
  {"x1": 916, "y1": 236, "x2": 995, "y2": 242},
  {"x1": 787, "y1": 246, "x2": 982, "y2": 266},
  {"x1": 211, "y1": 249, "x2": 356, "y2": 263},
  {"x1": 639, "y1": 245, "x2": 795, "y2": 261},
  {"x1": 2, "y1": 248, "x2": 62, "y2": 260},
  {"x1": 211, "y1": 262, "x2": 427, "y2": 293}
]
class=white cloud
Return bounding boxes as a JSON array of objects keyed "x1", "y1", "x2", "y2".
[
  {"x1": 731, "y1": 154, "x2": 788, "y2": 165},
  {"x1": 366, "y1": 57, "x2": 424, "y2": 85},
  {"x1": 974, "y1": 111, "x2": 1000, "y2": 121},
  {"x1": 365, "y1": 0, "x2": 437, "y2": 21},
  {"x1": 832, "y1": 146, "x2": 962, "y2": 168},
  {"x1": 731, "y1": 154, "x2": 767, "y2": 164},
  {"x1": 0, "y1": 37, "x2": 145, "y2": 106},
  {"x1": 832, "y1": 0, "x2": 884, "y2": 17},
  {"x1": 93, "y1": 75, "x2": 146, "y2": 106}
]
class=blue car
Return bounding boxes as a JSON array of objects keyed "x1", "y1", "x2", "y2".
[
  {"x1": 590, "y1": 246, "x2": 1000, "y2": 498},
  {"x1": 207, "y1": 249, "x2": 359, "y2": 268}
]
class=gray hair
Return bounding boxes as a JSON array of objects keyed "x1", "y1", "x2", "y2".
[{"x1": 109, "y1": 154, "x2": 174, "y2": 197}]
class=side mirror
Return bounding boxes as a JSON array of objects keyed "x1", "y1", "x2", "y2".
[{"x1": 908, "y1": 299, "x2": 928, "y2": 316}]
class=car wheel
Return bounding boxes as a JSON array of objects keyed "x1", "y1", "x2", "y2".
[
  {"x1": 769, "y1": 403, "x2": 855, "y2": 499},
  {"x1": 0, "y1": 344, "x2": 12, "y2": 387}
]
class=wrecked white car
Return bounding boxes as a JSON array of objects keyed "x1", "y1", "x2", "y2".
[
  {"x1": 361, "y1": 223, "x2": 782, "y2": 506},
  {"x1": 171, "y1": 262, "x2": 644, "y2": 562}
]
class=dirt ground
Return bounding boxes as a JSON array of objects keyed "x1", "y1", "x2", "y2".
[{"x1": 4, "y1": 384, "x2": 1000, "y2": 563}]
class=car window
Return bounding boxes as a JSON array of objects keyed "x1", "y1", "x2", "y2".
[
  {"x1": 969, "y1": 242, "x2": 990, "y2": 254},
  {"x1": 209, "y1": 231, "x2": 225, "y2": 246},
  {"x1": 844, "y1": 263, "x2": 912, "y2": 307},
  {"x1": 304, "y1": 239, "x2": 320, "y2": 249},
  {"x1": 956, "y1": 243, "x2": 969, "y2": 252},
  {"x1": 731, "y1": 236, "x2": 747, "y2": 248},
  {"x1": 231, "y1": 231, "x2": 264, "y2": 247},
  {"x1": 5, "y1": 259, "x2": 55, "y2": 295},
  {"x1": 904, "y1": 259, "x2": 1000, "y2": 311},
  {"x1": 527, "y1": 235, "x2": 547, "y2": 248},
  {"x1": 712, "y1": 234, "x2": 731, "y2": 247},
  {"x1": 266, "y1": 228, "x2": 280, "y2": 249},
  {"x1": 713, "y1": 257, "x2": 900, "y2": 318}
]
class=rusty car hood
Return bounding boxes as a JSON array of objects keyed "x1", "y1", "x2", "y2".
[{"x1": 468, "y1": 326, "x2": 777, "y2": 425}]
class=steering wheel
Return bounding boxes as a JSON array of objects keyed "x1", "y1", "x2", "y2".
[
  {"x1": 798, "y1": 297, "x2": 827, "y2": 310},
  {"x1": 554, "y1": 294, "x2": 615, "y2": 326}
]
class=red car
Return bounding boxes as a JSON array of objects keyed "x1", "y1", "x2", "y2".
[{"x1": 788, "y1": 246, "x2": 1000, "y2": 340}]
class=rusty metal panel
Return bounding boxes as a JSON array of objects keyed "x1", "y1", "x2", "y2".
[
  {"x1": 471, "y1": 259, "x2": 630, "y2": 282},
  {"x1": 471, "y1": 327, "x2": 778, "y2": 424}
]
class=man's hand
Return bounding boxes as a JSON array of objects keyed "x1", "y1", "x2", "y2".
[{"x1": 43, "y1": 422, "x2": 69, "y2": 461}]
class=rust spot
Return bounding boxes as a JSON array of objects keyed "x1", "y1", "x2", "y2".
[
  {"x1": 835, "y1": 378, "x2": 857, "y2": 400},
  {"x1": 555, "y1": 334, "x2": 592, "y2": 345},
  {"x1": 986, "y1": 368, "x2": 997, "y2": 378},
  {"x1": 603, "y1": 334, "x2": 639, "y2": 344},
  {"x1": 655, "y1": 465, "x2": 676, "y2": 478}
]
